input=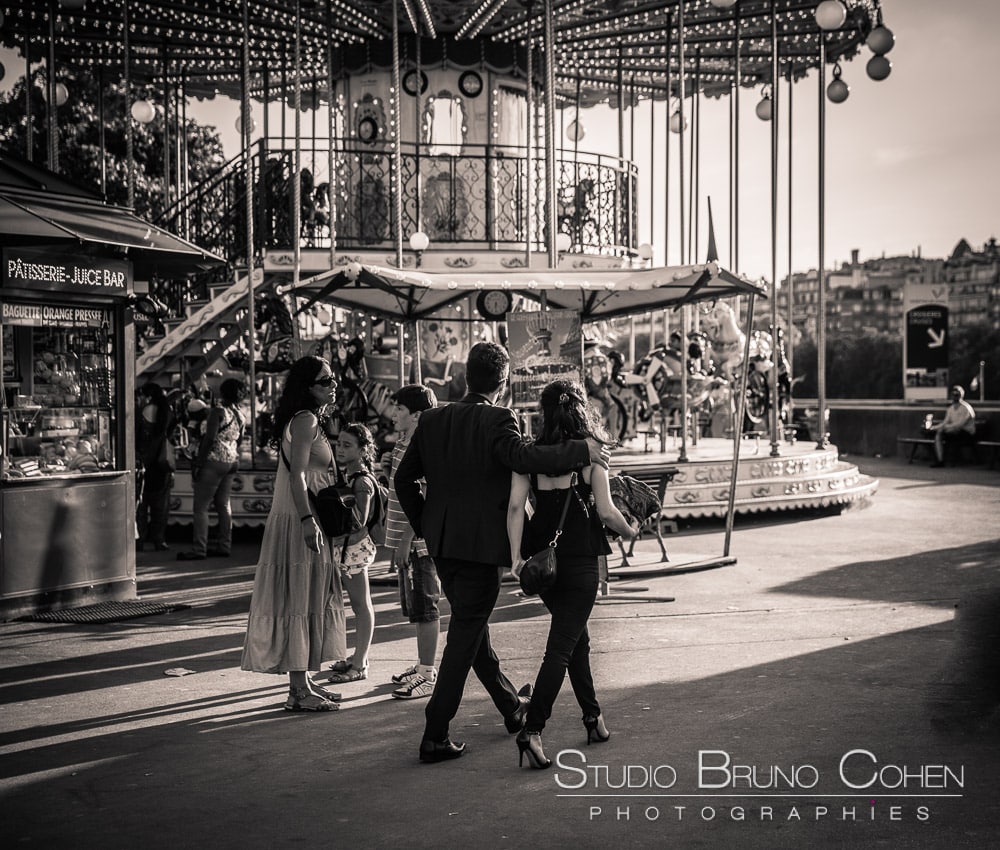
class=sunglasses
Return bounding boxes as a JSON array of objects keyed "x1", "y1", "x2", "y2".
[{"x1": 313, "y1": 375, "x2": 336, "y2": 387}]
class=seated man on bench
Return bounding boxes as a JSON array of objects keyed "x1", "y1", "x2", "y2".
[{"x1": 928, "y1": 385, "x2": 976, "y2": 467}]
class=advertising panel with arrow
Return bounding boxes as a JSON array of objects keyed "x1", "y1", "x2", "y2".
[{"x1": 903, "y1": 283, "x2": 949, "y2": 401}]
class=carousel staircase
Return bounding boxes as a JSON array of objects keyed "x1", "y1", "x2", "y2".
[{"x1": 136, "y1": 271, "x2": 261, "y2": 384}]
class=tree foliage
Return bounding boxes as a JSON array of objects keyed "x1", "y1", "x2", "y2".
[
  {"x1": 0, "y1": 66, "x2": 225, "y2": 222},
  {"x1": 789, "y1": 324, "x2": 999, "y2": 400}
]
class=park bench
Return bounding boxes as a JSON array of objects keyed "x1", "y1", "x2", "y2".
[{"x1": 898, "y1": 420, "x2": 993, "y2": 466}]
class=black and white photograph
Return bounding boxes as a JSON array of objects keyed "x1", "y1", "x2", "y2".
[{"x1": 0, "y1": 1, "x2": 997, "y2": 848}]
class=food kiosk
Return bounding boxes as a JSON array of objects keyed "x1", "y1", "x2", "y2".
[{"x1": 0, "y1": 157, "x2": 222, "y2": 618}]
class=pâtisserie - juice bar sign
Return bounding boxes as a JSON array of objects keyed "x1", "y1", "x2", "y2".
[{"x1": 2, "y1": 248, "x2": 130, "y2": 296}]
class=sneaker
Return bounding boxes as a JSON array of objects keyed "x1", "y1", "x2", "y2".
[
  {"x1": 391, "y1": 664, "x2": 419, "y2": 684},
  {"x1": 392, "y1": 674, "x2": 435, "y2": 700}
]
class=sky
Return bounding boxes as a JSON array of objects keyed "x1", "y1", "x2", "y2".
[{"x1": 3, "y1": 0, "x2": 997, "y2": 282}]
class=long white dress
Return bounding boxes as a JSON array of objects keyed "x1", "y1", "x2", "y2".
[{"x1": 241, "y1": 421, "x2": 347, "y2": 673}]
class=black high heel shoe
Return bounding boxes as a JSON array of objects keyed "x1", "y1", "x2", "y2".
[
  {"x1": 583, "y1": 714, "x2": 611, "y2": 744},
  {"x1": 516, "y1": 730, "x2": 552, "y2": 769}
]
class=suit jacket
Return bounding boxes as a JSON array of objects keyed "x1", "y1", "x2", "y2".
[{"x1": 394, "y1": 393, "x2": 590, "y2": 567}]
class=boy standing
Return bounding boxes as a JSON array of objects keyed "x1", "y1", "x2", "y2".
[{"x1": 382, "y1": 385, "x2": 441, "y2": 699}]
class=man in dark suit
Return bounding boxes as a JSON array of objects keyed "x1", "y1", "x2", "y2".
[{"x1": 395, "y1": 342, "x2": 608, "y2": 763}]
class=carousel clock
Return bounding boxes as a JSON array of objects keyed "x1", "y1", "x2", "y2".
[{"x1": 476, "y1": 289, "x2": 512, "y2": 320}]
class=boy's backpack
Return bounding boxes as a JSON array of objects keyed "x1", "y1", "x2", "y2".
[{"x1": 349, "y1": 470, "x2": 390, "y2": 545}]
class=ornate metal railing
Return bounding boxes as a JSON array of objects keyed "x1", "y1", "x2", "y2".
[{"x1": 158, "y1": 139, "x2": 639, "y2": 267}]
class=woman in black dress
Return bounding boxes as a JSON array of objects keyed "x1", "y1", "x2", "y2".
[{"x1": 507, "y1": 380, "x2": 638, "y2": 769}]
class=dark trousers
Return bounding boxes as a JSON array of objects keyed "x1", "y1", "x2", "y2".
[
  {"x1": 525, "y1": 555, "x2": 601, "y2": 733},
  {"x1": 137, "y1": 466, "x2": 173, "y2": 547},
  {"x1": 424, "y1": 557, "x2": 521, "y2": 742}
]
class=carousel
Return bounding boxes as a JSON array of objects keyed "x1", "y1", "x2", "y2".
[{"x1": 0, "y1": 1, "x2": 887, "y2": 551}]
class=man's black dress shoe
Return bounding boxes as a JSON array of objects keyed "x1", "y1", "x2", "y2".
[
  {"x1": 419, "y1": 738, "x2": 466, "y2": 763},
  {"x1": 504, "y1": 683, "x2": 533, "y2": 734}
]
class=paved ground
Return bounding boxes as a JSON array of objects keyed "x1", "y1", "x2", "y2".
[{"x1": 1, "y1": 455, "x2": 998, "y2": 849}]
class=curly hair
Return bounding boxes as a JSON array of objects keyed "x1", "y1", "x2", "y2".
[
  {"x1": 269, "y1": 356, "x2": 331, "y2": 449},
  {"x1": 338, "y1": 422, "x2": 378, "y2": 473},
  {"x1": 534, "y1": 379, "x2": 611, "y2": 447}
]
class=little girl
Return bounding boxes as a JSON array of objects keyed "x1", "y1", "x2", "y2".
[{"x1": 324, "y1": 423, "x2": 378, "y2": 684}]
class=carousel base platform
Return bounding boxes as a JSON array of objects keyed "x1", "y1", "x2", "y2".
[
  {"x1": 612, "y1": 435, "x2": 878, "y2": 520},
  {"x1": 165, "y1": 437, "x2": 876, "y2": 529}
]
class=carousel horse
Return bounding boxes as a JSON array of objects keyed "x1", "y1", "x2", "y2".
[
  {"x1": 557, "y1": 177, "x2": 597, "y2": 246},
  {"x1": 255, "y1": 291, "x2": 297, "y2": 373},
  {"x1": 699, "y1": 300, "x2": 746, "y2": 379}
]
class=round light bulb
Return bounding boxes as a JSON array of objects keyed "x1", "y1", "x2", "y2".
[
  {"x1": 866, "y1": 55, "x2": 892, "y2": 81},
  {"x1": 866, "y1": 24, "x2": 895, "y2": 55},
  {"x1": 827, "y1": 78, "x2": 850, "y2": 103},
  {"x1": 815, "y1": 0, "x2": 847, "y2": 31},
  {"x1": 669, "y1": 109, "x2": 687, "y2": 133},
  {"x1": 409, "y1": 231, "x2": 429, "y2": 252},
  {"x1": 555, "y1": 232, "x2": 572, "y2": 253},
  {"x1": 131, "y1": 99, "x2": 156, "y2": 124},
  {"x1": 755, "y1": 96, "x2": 772, "y2": 121}
]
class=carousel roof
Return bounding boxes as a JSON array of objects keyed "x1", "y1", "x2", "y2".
[
  {"x1": 282, "y1": 260, "x2": 766, "y2": 322},
  {"x1": 0, "y1": 1, "x2": 883, "y2": 105}
]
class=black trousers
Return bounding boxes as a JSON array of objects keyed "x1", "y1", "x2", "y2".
[
  {"x1": 525, "y1": 554, "x2": 601, "y2": 733},
  {"x1": 424, "y1": 557, "x2": 521, "y2": 743}
]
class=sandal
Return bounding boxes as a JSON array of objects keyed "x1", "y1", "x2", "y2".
[
  {"x1": 327, "y1": 660, "x2": 352, "y2": 675},
  {"x1": 311, "y1": 684, "x2": 342, "y2": 702},
  {"x1": 326, "y1": 664, "x2": 368, "y2": 684},
  {"x1": 284, "y1": 686, "x2": 339, "y2": 712}
]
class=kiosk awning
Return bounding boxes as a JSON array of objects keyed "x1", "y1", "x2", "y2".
[{"x1": 0, "y1": 156, "x2": 225, "y2": 279}]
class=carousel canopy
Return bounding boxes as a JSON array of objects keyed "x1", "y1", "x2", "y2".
[
  {"x1": 283, "y1": 260, "x2": 767, "y2": 322},
  {"x1": 0, "y1": 156, "x2": 225, "y2": 277},
  {"x1": 0, "y1": 1, "x2": 882, "y2": 105}
]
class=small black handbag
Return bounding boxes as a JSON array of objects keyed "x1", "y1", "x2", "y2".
[
  {"x1": 518, "y1": 473, "x2": 577, "y2": 596},
  {"x1": 280, "y1": 445, "x2": 356, "y2": 538}
]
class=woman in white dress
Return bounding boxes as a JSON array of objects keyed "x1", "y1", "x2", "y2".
[{"x1": 241, "y1": 356, "x2": 347, "y2": 711}]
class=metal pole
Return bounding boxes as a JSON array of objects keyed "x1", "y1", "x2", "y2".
[
  {"x1": 649, "y1": 81, "x2": 655, "y2": 250},
  {"x1": 678, "y1": 2, "x2": 686, "y2": 268},
  {"x1": 162, "y1": 44, "x2": 171, "y2": 216},
  {"x1": 325, "y1": 39, "x2": 337, "y2": 259},
  {"x1": 241, "y1": 0, "x2": 258, "y2": 460},
  {"x1": 524, "y1": 3, "x2": 534, "y2": 266},
  {"x1": 123, "y1": 0, "x2": 134, "y2": 207},
  {"x1": 24, "y1": 26, "x2": 32, "y2": 162},
  {"x1": 47, "y1": 0, "x2": 57, "y2": 172},
  {"x1": 391, "y1": 0, "x2": 404, "y2": 268},
  {"x1": 543, "y1": 0, "x2": 559, "y2": 268},
  {"x1": 816, "y1": 37, "x2": 829, "y2": 448},
  {"x1": 734, "y1": 1, "x2": 741, "y2": 274},
  {"x1": 677, "y1": 1, "x2": 687, "y2": 463},
  {"x1": 690, "y1": 52, "x2": 699, "y2": 264},
  {"x1": 663, "y1": 12, "x2": 671, "y2": 266},
  {"x1": 786, "y1": 66, "x2": 795, "y2": 430},
  {"x1": 724, "y1": 291, "x2": 757, "y2": 556},
  {"x1": 292, "y1": 1, "x2": 303, "y2": 290},
  {"x1": 768, "y1": 0, "x2": 781, "y2": 457},
  {"x1": 98, "y1": 69, "x2": 106, "y2": 196}
]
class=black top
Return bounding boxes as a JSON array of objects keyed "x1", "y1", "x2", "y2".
[{"x1": 522, "y1": 474, "x2": 611, "y2": 559}]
